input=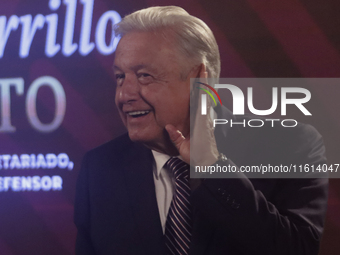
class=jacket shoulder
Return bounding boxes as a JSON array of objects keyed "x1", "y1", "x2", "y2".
[
  {"x1": 81, "y1": 133, "x2": 136, "y2": 169},
  {"x1": 86, "y1": 133, "x2": 131, "y2": 156},
  {"x1": 222, "y1": 115, "x2": 326, "y2": 167}
]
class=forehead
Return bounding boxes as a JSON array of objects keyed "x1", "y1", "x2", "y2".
[{"x1": 114, "y1": 31, "x2": 182, "y2": 69}]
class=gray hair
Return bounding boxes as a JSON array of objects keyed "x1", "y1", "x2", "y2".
[{"x1": 113, "y1": 6, "x2": 221, "y2": 79}]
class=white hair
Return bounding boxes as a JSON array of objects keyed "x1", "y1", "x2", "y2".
[{"x1": 113, "y1": 6, "x2": 221, "y2": 79}]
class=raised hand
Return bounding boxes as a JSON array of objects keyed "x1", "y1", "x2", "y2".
[{"x1": 166, "y1": 64, "x2": 219, "y2": 167}]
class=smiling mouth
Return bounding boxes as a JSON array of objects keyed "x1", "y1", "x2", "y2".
[{"x1": 127, "y1": 110, "x2": 151, "y2": 118}]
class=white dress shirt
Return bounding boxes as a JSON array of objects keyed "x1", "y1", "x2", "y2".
[
  {"x1": 152, "y1": 150, "x2": 175, "y2": 234},
  {"x1": 151, "y1": 108, "x2": 215, "y2": 233}
]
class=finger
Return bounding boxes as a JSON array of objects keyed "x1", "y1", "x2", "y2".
[
  {"x1": 191, "y1": 63, "x2": 208, "y2": 101},
  {"x1": 194, "y1": 66, "x2": 212, "y2": 128},
  {"x1": 199, "y1": 63, "x2": 208, "y2": 80},
  {"x1": 199, "y1": 65, "x2": 214, "y2": 112}
]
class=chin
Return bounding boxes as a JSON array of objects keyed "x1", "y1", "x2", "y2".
[
  {"x1": 128, "y1": 131, "x2": 154, "y2": 143},
  {"x1": 128, "y1": 133, "x2": 143, "y2": 142},
  {"x1": 127, "y1": 130, "x2": 165, "y2": 149}
]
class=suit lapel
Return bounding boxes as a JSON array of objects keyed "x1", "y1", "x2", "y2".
[
  {"x1": 120, "y1": 105, "x2": 235, "y2": 255},
  {"x1": 122, "y1": 142, "x2": 167, "y2": 254}
]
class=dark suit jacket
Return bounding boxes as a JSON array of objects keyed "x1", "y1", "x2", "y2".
[{"x1": 74, "y1": 107, "x2": 328, "y2": 255}]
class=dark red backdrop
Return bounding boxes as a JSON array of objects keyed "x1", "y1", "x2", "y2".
[{"x1": 0, "y1": 0, "x2": 339, "y2": 254}]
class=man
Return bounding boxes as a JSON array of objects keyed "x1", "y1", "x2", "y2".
[{"x1": 74, "y1": 6, "x2": 328, "y2": 255}]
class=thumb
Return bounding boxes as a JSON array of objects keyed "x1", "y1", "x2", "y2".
[{"x1": 165, "y1": 124, "x2": 186, "y2": 150}]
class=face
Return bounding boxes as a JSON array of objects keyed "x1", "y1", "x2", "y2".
[{"x1": 114, "y1": 31, "x2": 194, "y2": 152}]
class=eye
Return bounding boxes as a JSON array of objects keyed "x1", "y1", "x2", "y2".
[
  {"x1": 115, "y1": 73, "x2": 125, "y2": 86},
  {"x1": 137, "y1": 73, "x2": 151, "y2": 78},
  {"x1": 137, "y1": 73, "x2": 153, "y2": 84},
  {"x1": 115, "y1": 73, "x2": 125, "y2": 80}
]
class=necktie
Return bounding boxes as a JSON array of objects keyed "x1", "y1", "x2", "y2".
[{"x1": 165, "y1": 157, "x2": 192, "y2": 255}]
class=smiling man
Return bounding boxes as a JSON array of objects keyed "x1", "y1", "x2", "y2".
[
  {"x1": 113, "y1": 31, "x2": 191, "y2": 155},
  {"x1": 74, "y1": 6, "x2": 328, "y2": 255}
]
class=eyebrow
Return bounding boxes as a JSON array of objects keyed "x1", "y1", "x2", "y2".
[
  {"x1": 112, "y1": 65, "x2": 121, "y2": 71},
  {"x1": 112, "y1": 64, "x2": 151, "y2": 72}
]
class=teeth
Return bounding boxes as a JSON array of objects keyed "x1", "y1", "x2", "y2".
[{"x1": 128, "y1": 110, "x2": 150, "y2": 116}]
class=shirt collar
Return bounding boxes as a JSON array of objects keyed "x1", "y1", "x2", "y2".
[{"x1": 152, "y1": 150, "x2": 171, "y2": 179}]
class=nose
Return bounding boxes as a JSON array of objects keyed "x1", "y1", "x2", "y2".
[{"x1": 115, "y1": 74, "x2": 140, "y2": 104}]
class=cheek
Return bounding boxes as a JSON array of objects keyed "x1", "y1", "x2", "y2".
[
  {"x1": 140, "y1": 88, "x2": 164, "y2": 110},
  {"x1": 140, "y1": 86, "x2": 158, "y2": 98}
]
